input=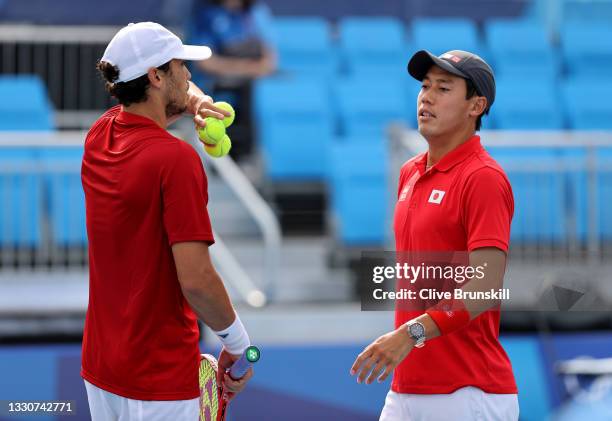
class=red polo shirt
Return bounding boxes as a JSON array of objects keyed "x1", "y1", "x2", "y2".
[
  {"x1": 392, "y1": 135, "x2": 517, "y2": 394},
  {"x1": 81, "y1": 106, "x2": 214, "y2": 400}
]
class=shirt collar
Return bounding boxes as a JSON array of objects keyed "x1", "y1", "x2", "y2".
[
  {"x1": 417, "y1": 135, "x2": 482, "y2": 174},
  {"x1": 116, "y1": 108, "x2": 161, "y2": 129}
]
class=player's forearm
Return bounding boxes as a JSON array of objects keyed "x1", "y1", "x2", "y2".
[
  {"x1": 181, "y1": 273, "x2": 236, "y2": 331},
  {"x1": 411, "y1": 248, "x2": 506, "y2": 339},
  {"x1": 188, "y1": 80, "x2": 205, "y2": 97},
  {"x1": 198, "y1": 55, "x2": 268, "y2": 77},
  {"x1": 184, "y1": 81, "x2": 209, "y2": 116},
  {"x1": 200, "y1": 56, "x2": 244, "y2": 75},
  {"x1": 460, "y1": 247, "x2": 507, "y2": 319}
]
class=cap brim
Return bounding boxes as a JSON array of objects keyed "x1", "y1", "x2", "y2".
[
  {"x1": 176, "y1": 45, "x2": 212, "y2": 61},
  {"x1": 407, "y1": 50, "x2": 468, "y2": 81}
]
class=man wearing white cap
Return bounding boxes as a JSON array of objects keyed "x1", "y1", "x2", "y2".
[{"x1": 81, "y1": 22, "x2": 252, "y2": 420}]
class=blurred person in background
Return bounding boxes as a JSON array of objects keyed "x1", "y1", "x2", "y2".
[
  {"x1": 189, "y1": 0, "x2": 277, "y2": 160},
  {"x1": 81, "y1": 22, "x2": 252, "y2": 420}
]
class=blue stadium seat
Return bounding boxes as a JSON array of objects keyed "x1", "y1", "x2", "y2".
[
  {"x1": 0, "y1": 76, "x2": 54, "y2": 131},
  {"x1": 39, "y1": 147, "x2": 87, "y2": 247},
  {"x1": 562, "y1": 78, "x2": 612, "y2": 130},
  {"x1": 333, "y1": 76, "x2": 411, "y2": 136},
  {"x1": 406, "y1": 80, "x2": 421, "y2": 128},
  {"x1": 490, "y1": 78, "x2": 563, "y2": 129},
  {"x1": 485, "y1": 19, "x2": 558, "y2": 78},
  {"x1": 254, "y1": 76, "x2": 333, "y2": 180},
  {"x1": 560, "y1": 23, "x2": 612, "y2": 77},
  {"x1": 328, "y1": 138, "x2": 388, "y2": 246},
  {"x1": 0, "y1": 147, "x2": 43, "y2": 248},
  {"x1": 486, "y1": 147, "x2": 566, "y2": 245},
  {"x1": 272, "y1": 17, "x2": 337, "y2": 77},
  {"x1": 411, "y1": 18, "x2": 481, "y2": 57},
  {"x1": 508, "y1": 147, "x2": 608, "y2": 247},
  {"x1": 562, "y1": 0, "x2": 612, "y2": 22},
  {"x1": 338, "y1": 17, "x2": 406, "y2": 76}
]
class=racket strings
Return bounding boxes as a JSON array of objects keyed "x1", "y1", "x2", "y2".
[{"x1": 199, "y1": 357, "x2": 220, "y2": 421}]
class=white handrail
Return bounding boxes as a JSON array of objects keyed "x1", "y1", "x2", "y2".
[
  {"x1": 388, "y1": 125, "x2": 612, "y2": 264},
  {"x1": 0, "y1": 130, "x2": 281, "y2": 305},
  {"x1": 209, "y1": 230, "x2": 267, "y2": 308},
  {"x1": 196, "y1": 134, "x2": 282, "y2": 300},
  {"x1": 558, "y1": 358, "x2": 612, "y2": 376}
]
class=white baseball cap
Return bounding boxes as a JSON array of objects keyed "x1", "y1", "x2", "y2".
[{"x1": 101, "y1": 22, "x2": 212, "y2": 83}]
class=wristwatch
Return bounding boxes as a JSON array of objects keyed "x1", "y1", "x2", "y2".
[{"x1": 406, "y1": 320, "x2": 426, "y2": 348}]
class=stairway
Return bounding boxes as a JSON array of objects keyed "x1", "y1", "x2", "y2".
[{"x1": 206, "y1": 170, "x2": 354, "y2": 304}]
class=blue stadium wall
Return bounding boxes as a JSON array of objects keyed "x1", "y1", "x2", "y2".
[{"x1": 2, "y1": 333, "x2": 611, "y2": 421}]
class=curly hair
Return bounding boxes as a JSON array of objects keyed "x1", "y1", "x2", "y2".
[{"x1": 96, "y1": 60, "x2": 172, "y2": 106}]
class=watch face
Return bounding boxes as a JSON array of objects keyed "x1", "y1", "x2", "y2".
[{"x1": 410, "y1": 322, "x2": 425, "y2": 338}]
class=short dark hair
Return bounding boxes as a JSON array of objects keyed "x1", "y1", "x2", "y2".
[
  {"x1": 465, "y1": 78, "x2": 486, "y2": 131},
  {"x1": 96, "y1": 60, "x2": 172, "y2": 106}
]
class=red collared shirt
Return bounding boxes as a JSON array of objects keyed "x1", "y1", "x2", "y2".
[
  {"x1": 81, "y1": 106, "x2": 214, "y2": 400},
  {"x1": 392, "y1": 135, "x2": 517, "y2": 394}
]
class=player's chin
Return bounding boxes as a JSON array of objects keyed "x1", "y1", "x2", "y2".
[{"x1": 417, "y1": 124, "x2": 436, "y2": 138}]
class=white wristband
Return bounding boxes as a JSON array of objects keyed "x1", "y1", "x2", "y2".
[{"x1": 213, "y1": 314, "x2": 250, "y2": 355}]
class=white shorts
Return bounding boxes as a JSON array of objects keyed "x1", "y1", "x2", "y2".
[
  {"x1": 380, "y1": 387, "x2": 519, "y2": 421},
  {"x1": 84, "y1": 380, "x2": 199, "y2": 421}
]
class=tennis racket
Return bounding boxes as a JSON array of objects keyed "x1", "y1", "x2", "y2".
[{"x1": 199, "y1": 346, "x2": 260, "y2": 421}]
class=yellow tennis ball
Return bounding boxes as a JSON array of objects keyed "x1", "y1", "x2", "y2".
[
  {"x1": 198, "y1": 117, "x2": 226, "y2": 144},
  {"x1": 204, "y1": 135, "x2": 231, "y2": 158},
  {"x1": 214, "y1": 101, "x2": 235, "y2": 128}
]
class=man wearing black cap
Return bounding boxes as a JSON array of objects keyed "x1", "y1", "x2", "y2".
[{"x1": 351, "y1": 50, "x2": 519, "y2": 420}]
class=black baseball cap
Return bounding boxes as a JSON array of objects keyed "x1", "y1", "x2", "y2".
[{"x1": 407, "y1": 50, "x2": 496, "y2": 113}]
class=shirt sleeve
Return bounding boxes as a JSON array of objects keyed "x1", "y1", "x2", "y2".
[
  {"x1": 161, "y1": 143, "x2": 215, "y2": 246},
  {"x1": 461, "y1": 167, "x2": 514, "y2": 252}
]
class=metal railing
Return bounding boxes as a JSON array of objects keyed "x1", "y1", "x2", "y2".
[
  {"x1": 198, "y1": 139, "x2": 282, "y2": 301},
  {"x1": 0, "y1": 131, "x2": 279, "y2": 307},
  {"x1": 389, "y1": 126, "x2": 612, "y2": 263},
  {"x1": 0, "y1": 25, "x2": 183, "y2": 130},
  {"x1": 0, "y1": 25, "x2": 119, "y2": 114},
  {"x1": 0, "y1": 170, "x2": 88, "y2": 269},
  {"x1": 178, "y1": 127, "x2": 283, "y2": 301}
]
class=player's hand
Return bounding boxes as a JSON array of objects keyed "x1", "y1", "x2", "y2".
[
  {"x1": 187, "y1": 94, "x2": 231, "y2": 128},
  {"x1": 216, "y1": 348, "x2": 254, "y2": 402},
  {"x1": 350, "y1": 327, "x2": 414, "y2": 384}
]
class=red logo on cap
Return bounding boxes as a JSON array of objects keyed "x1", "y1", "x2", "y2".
[{"x1": 450, "y1": 55, "x2": 461, "y2": 63}]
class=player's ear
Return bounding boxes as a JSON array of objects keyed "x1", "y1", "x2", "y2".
[
  {"x1": 470, "y1": 96, "x2": 487, "y2": 118},
  {"x1": 147, "y1": 68, "x2": 162, "y2": 87}
]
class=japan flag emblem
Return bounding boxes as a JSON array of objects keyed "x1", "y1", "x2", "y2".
[
  {"x1": 399, "y1": 186, "x2": 410, "y2": 201},
  {"x1": 428, "y1": 189, "x2": 445, "y2": 204}
]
